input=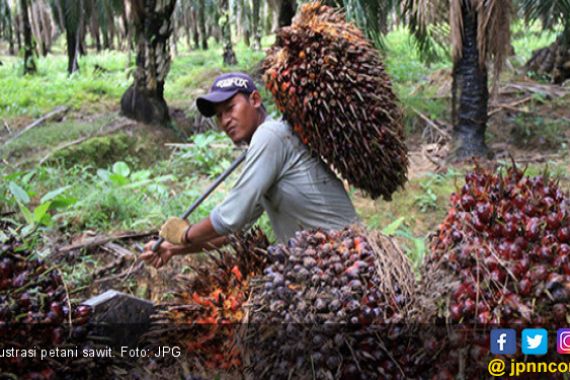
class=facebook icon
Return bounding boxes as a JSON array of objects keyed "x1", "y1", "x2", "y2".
[{"x1": 491, "y1": 329, "x2": 517, "y2": 355}]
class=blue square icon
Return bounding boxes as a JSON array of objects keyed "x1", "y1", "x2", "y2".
[
  {"x1": 522, "y1": 328, "x2": 548, "y2": 355},
  {"x1": 491, "y1": 329, "x2": 516, "y2": 355}
]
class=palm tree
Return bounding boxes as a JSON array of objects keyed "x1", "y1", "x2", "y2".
[
  {"x1": 198, "y1": 0, "x2": 207, "y2": 49},
  {"x1": 54, "y1": 0, "x2": 85, "y2": 73},
  {"x1": 403, "y1": 0, "x2": 511, "y2": 160},
  {"x1": 219, "y1": 0, "x2": 236, "y2": 65},
  {"x1": 0, "y1": 0, "x2": 15, "y2": 54},
  {"x1": 120, "y1": 0, "x2": 177, "y2": 125},
  {"x1": 20, "y1": 0, "x2": 36, "y2": 74},
  {"x1": 251, "y1": 0, "x2": 261, "y2": 50},
  {"x1": 521, "y1": 0, "x2": 570, "y2": 84}
]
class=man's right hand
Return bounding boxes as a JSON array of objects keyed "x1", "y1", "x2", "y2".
[
  {"x1": 140, "y1": 240, "x2": 179, "y2": 268},
  {"x1": 159, "y1": 217, "x2": 191, "y2": 245}
]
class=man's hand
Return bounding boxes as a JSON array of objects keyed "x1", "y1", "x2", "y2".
[
  {"x1": 159, "y1": 217, "x2": 191, "y2": 245},
  {"x1": 140, "y1": 240, "x2": 179, "y2": 268}
]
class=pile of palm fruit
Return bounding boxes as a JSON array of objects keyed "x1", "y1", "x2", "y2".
[
  {"x1": 244, "y1": 226, "x2": 426, "y2": 379},
  {"x1": 418, "y1": 162, "x2": 570, "y2": 378},
  {"x1": 144, "y1": 228, "x2": 269, "y2": 371},
  {"x1": 0, "y1": 224, "x2": 97, "y2": 379},
  {"x1": 262, "y1": 2, "x2": 408, "y2": 200}
]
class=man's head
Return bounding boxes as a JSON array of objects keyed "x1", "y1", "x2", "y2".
[{"x1": 197, "y1": 73, "x2": 265, "y2": 144}]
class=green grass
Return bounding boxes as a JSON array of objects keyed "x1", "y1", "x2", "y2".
[
  {"x1": 0, "y1": 37, "x2": 274, "y2": 120},
  {"x1": 0, "y1": 50, "x2": 130, "y2": 118},
  {"x1": 0, "y1": 113, "x2": 116, "y2": 161}
]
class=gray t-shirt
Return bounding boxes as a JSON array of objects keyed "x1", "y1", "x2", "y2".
[{"x1": 210, "y1": 117, "x2": 358, "y2": 242}]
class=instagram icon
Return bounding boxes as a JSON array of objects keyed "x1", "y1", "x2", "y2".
[{"x1": 557, "y1": 329, "x2": 570, "y2": 354}]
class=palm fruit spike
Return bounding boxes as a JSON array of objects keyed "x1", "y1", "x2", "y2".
[
  {"x1": 262, "y1": 2, "x2": 408, "y2": 200},
  {"x1": 144, "y1": 227, "x2": 269, "y2": 371},
  {"x1": 417, "y1": 161, "x2": 570, "y2": 378},
  {"x1": 244, "y1": 226, "x2": 426, "y2": 379}
]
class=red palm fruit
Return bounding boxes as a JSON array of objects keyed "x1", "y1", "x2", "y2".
[
  {"x1": 514, "y1": 236, "x2": 528, "y2": 250},
  {"x1": 518, "y1": 279, "x2": 532, "y2": 295},
  {"x1": 460, "y1": 194, "x2": 475, "y2": 211},
  {"x1": 546, "y1": 212, "x2": 562, "y2": 229},
  {"x1": 525, "y1": 218, "x2": 541, "y2": 241},
  {"x1": 463, "y1": 298, "x2": 475, "y2": 315},
  {"x1": 503, "y1": 223, "x2": 518, "y2": 240},
  {"x1": 477, "y1": 311, "x2": 492, "y2": 324},
  {"x1": 557, "y1": 227, "x2": 570, "y2": 243},
  {"x1": 538, "y1": 245, "x2": 553, "y2": 261},
  {"x1": 553, "y1": 304, "x2": 567, "y2": 322},
  {"x1": 450, "y1": 304, "x2": 462, "y2": 321},
  {"x1": 483, "y1": 256, "x2": 499, "y2": 271},
  {"x1": 491, "y1": 269, "x2": 506, "y2": 283},
  {"x1": 475, "y1": 202, "x2": 493, "y2": 223},
  {"x1": 529, "y1": 265, "x2": 548, "y2": 282},
  {"x1": 472, "y1": 214, "x2": 486, "y2": 232},
  {"x1": 513, "y1": 194, "x2": 526, "y2": 209},
  {"x1": 542, "y1": 197, "x2": 555, "y2": 210},
  {"x1": 542, "y1": 234, "x2": 557, "y2": 246}
]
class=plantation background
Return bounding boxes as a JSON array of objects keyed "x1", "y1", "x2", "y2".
[{"x1": 1, "y1": 0, "x2": 569, "y2": 304}]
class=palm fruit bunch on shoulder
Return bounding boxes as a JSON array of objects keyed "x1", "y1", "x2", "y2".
[
  {"x1": 145, "y1": 228, "x2": 269, "y2": 372},
  {"x1": 0, "y1": 225, "x2": 94, "y2": 379},
  {"x1": 245, "y1": 226, "x2": 430, "y2": 379},
  {"x1": 262, "y1": 2, "x2": 408, "y2": 201},
  {"x1": 418, "y1": 162, "x2": 570, "y2": 379}
]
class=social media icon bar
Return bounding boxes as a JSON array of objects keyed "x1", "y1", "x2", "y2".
[
  {"x1": 522, "y1": 328, "x2": 548, "y2": 355},
  {"x1": 491, "y1": 329, "x2": 516, "y2": 355},
  {"x1": 557, "y1": 329, "x2": 570, "y2": 354}
]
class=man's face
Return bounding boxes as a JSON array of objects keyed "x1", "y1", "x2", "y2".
[{"x1": 214, "y1": 92, "x2": 260, "y2": 144}]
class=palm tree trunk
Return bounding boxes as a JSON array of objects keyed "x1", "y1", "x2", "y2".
[
  {"x1": 61, "y1": 0, "x2": 81, "y2": 74},
  {"x1": 198, "y1": 0, "x2": 207, "y2": 49},
  {"x1": 15, "y1": 13, "x2": 21, "y2": 52},
  {"x1": 78, "y1": 5, "x2": 87, "y2": 57},
  {"x1": 240, "y1": 0, "x2": 250, "y2": 47},
  {"x1": 251, "y1": 0, "x2": 261, "y2": 50},
  {"x1": 171, "y1": 9, "x2": 178, "y2": 57},
  {"x1": 452, "y1": 1, "x2": 489, "y2": 159},
  {"x1": 104, "y1": 0, "x2": 115, "y2": 49},
  {"x1": 190, "y1": 5, "x2": 199, "y2": 50},
  {"x1": 20, "y1": 0, "x2": 36, "y2": 74},
  {"x1": 220, "y1": 0, "x2": 237, "y2": 65},
  {"x1": 40, "y1": 0, "x2": 53, "y2": 54},
  {"x1": 5, "y1": 1, "x2": 15, "y2": 54},
  {"x1": 30, "y1": 1, "x2": 46, "y2": 56},
  {"x1": 182, "y1": 3, "x2": 191, "y2": 49},
  {"x1": 91, "y1": 0, "x2": 102, "y2": 52},
  {"x1": 120, "y1": 0, "x2": 176, "y2": 125}
]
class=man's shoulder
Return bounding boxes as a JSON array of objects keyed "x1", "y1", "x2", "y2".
[{"x1": 251, "y1": 117, "x2": 291, "y2": 145}]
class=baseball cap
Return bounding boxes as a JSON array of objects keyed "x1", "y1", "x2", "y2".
[{"x1": 196, "y1": 72, "x2": 258, "y2": 117}]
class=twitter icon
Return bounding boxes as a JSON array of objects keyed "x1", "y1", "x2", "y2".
[{"x1": 522, "y1": 329, "x2": 548, "y2": 355}]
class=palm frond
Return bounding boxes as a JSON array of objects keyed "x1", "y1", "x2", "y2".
[
  {"x1": 522, "y1": 0, "x2": 570, "y2": 39},
  {"x1": 404, "y1": 0, "x2": 450, "y2": 64},
  {"x1": 476, "y1": 0, "x2": 511, "y2": 84}
]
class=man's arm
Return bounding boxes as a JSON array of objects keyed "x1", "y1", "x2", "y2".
[{"x1": 141, "y1": 216, "x2": 229, "y2": 268}]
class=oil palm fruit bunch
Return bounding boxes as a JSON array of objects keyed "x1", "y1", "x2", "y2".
[
  {"x1": 418, "y1": 162, "x2": 570, "y2": 378},
  {"x1": 145, "y1": 228, "x2": 269, "y2": 371},
  {"x1": 245, "y1": 226, "x2": 425, "y2": 379},
  {"x1": 262, "y1": 2, "x2": 408, "y2": 201},
  {"x1": 0, "y1": 225, "x2": 93, "y2": 379}
]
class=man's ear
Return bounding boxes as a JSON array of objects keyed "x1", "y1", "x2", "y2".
[{"x1": 249, "y1": 91, "x2": 262, "y2": 109}]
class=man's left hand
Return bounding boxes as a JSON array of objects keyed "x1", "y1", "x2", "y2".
[{"x1": 140, "y1": 240, "x2": 179, "y2": 268}]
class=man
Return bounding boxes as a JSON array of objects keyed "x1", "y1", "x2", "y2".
[{"x1": 141, "y1": 73, "x2": 357, "y2": 268}]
